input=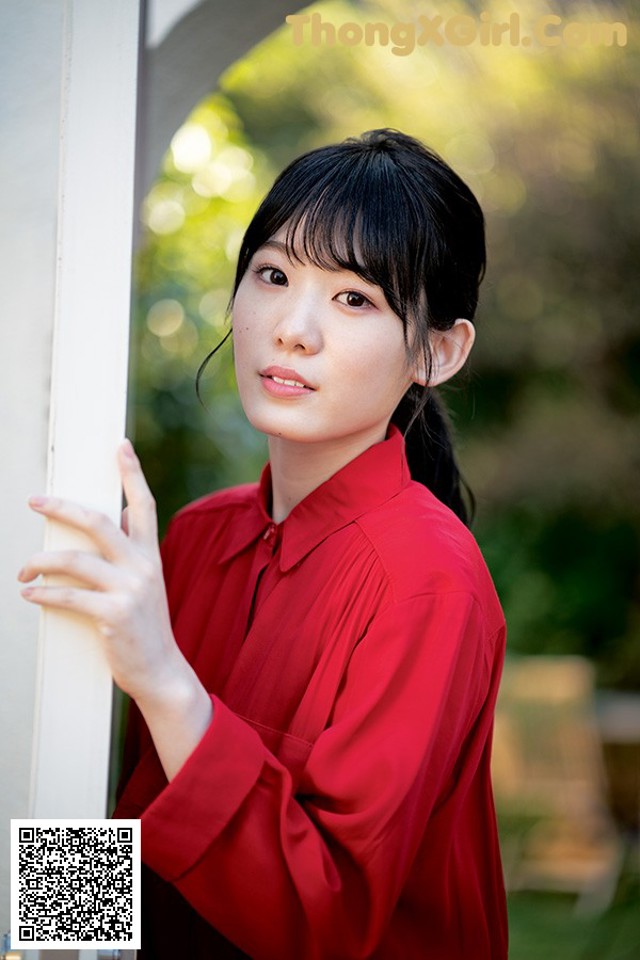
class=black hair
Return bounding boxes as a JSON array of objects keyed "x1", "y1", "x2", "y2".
[{"x1": 197, "y1": 129, "x2": 486, "y2": 525}]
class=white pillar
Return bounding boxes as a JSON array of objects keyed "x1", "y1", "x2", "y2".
[{"x1": 29, "y1": 0, "x2": 142, "y2": 819}]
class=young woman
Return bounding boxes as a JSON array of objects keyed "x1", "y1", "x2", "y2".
[{"x1": 19, "y1": 129, "x2": 508, "y2": 959}]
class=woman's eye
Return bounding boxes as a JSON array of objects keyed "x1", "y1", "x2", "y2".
[
  {"x1": 255, "y1": 265, "x2": 288, "y2": 286},
  {"x1": 337, "y1": 291, "x2": 372, "y2": 309}
]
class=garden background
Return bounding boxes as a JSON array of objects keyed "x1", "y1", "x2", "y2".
[{"x1": 128, "y1": 0, "x2": 639, "y2": 955}]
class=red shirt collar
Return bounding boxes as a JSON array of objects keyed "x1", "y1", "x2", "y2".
[{"x1": 218, "y1": 426, "x2": 412, "y2": 572}]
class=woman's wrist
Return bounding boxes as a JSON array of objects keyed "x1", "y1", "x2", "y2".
[{"x1": 135, "y1": 652, "x2": 214, "y2": 781}]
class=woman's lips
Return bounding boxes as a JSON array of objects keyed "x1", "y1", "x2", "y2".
[{"x1": 259, "y1": 366, "x2": 316, "y2": 397}]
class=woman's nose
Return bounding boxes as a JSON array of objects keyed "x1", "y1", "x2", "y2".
[{"x1": 272, "y1": 292, "x2": 323, "y2": 353}]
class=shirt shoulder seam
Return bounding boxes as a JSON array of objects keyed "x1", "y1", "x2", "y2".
[{"x1": 169, "y1": 486, "x2": 260, "y2": 525}]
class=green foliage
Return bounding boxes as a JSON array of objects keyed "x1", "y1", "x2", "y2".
[
  {"x1": 132, "y1": 0, "x2": 640, "y2": 686},
  {"x1": 130, "y1": 94, "x2": 271, "y2": 526},
  {"x1": 506, "y1": 856, "x2": 640, "y2": 960}
]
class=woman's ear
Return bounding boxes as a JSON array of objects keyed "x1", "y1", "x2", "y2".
[{"x1": 412, "y1": 319, "x2": 476, "y2": 387}]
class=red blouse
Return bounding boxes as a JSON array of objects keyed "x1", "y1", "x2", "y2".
[{"x1": 114, "y1": 427, "x2": 507, "y2": 959}]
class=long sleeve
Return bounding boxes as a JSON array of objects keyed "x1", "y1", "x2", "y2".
[
  {"x1": 138, "y1": 591, "x2": 505, "y2": 960},
  {"x1": 113, "y1": 431, "x2": 508, "y2": 958}
]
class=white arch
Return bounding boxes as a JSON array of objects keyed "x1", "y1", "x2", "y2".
[{"x1": 139, "y1": 0, "x2": 309, "y2": 199}]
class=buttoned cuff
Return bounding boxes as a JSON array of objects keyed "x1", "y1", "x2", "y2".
[{"x1": 141, "y1": 695, "x2": 266, "y2": 881}]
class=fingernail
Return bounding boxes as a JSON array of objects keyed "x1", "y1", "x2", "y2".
[
  {"x1": 21, "y1": 586, "x2": 35, "y2": 597},
  {"x1": 17, "y1": 567, "x2": 25, "y2": 581},
  {"x1": 122, "y1": 438, "x2": 136, "y2": 459},
  {"x1": 28, "y1": 496, "x2": 47, "y2": 509}
]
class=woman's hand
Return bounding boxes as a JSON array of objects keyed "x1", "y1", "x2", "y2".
[
  {"x1": 18, "y1": 439, "x2": 176, "y2": 701},
  {"x1": 18, "y1": 439, "x2": 213, "y2": 779}
]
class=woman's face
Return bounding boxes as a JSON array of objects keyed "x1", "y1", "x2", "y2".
[{"x1": 232, "y1": 227, "x2": 418, "y2": 457}]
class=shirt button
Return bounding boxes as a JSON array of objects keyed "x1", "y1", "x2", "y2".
[{"x1": 262, "y1": 523, "x2": 277, "y2": 544}]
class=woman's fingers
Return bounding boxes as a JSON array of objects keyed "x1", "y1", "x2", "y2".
[
  {"x1": 26, "y1": 441, "x2": 160, "y2": 560},
  {"x1": 27, "y1": 496, "x2": 127, "y2": 561},
  {"x1": 19, "y1": 580, "x2": 115, "y2": 630},
  {"x1": 18, "y1": 549, "x2": 121, "y2": 591},
  {"x1": 118, "y1": 440, "x2": 159, "y2": 549},
  {"x1": 19, "y1": 441, "x2": 175, "y2": 701}
]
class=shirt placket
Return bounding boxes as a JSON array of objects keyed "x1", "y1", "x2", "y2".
[
  {"x1": 247, "y1": 522, "x2": 281, "y2": 629},
  {"x1": 217, "y1": 522, "x2": 280, "y2": 685}
]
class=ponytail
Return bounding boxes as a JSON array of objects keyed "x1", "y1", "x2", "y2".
[{"x1": 391, "y1": 386, "x2": 474, "y2": 527}]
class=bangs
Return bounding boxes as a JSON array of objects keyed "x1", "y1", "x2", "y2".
[
  {"x1": 231, "y1": 129, "x2": 484, "y2": 332},
  {"x1": 280, "y1": 178, "x2": 424, "y2": 318},
  {"x1": 233, "y1": 146, "x2": 434, "y2": 330}
]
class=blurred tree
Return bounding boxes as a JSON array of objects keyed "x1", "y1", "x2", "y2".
[
  {"x1": 130, "y1": 95, "x2": 274, "y2": 522},
  {"x1": 131, "y1": 0, "x2": 639, "y2": 686}
]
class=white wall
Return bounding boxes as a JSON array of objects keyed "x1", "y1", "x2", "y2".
[{"x1": 0, "y1": 1, "x2": 66, "y2": 934}]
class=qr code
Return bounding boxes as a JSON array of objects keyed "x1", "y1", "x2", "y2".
[{"x1": 11, "y1": 819, "x2": 140, "y2": 950}]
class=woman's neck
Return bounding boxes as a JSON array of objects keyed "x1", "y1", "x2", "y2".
[{"x1": 267, "y1": 428, "x2": 387, "y2": 524}]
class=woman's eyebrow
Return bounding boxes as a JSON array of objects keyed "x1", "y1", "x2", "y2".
[
  {"x1": 259, "y1": 239, "x2": 287, "y2": 252},
  {"x1": 256, "y1": 239, "x2": 295, "y2": 259},
  {"x1": 255, "y1": 239, "x2": 378, "y2": 288}
]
